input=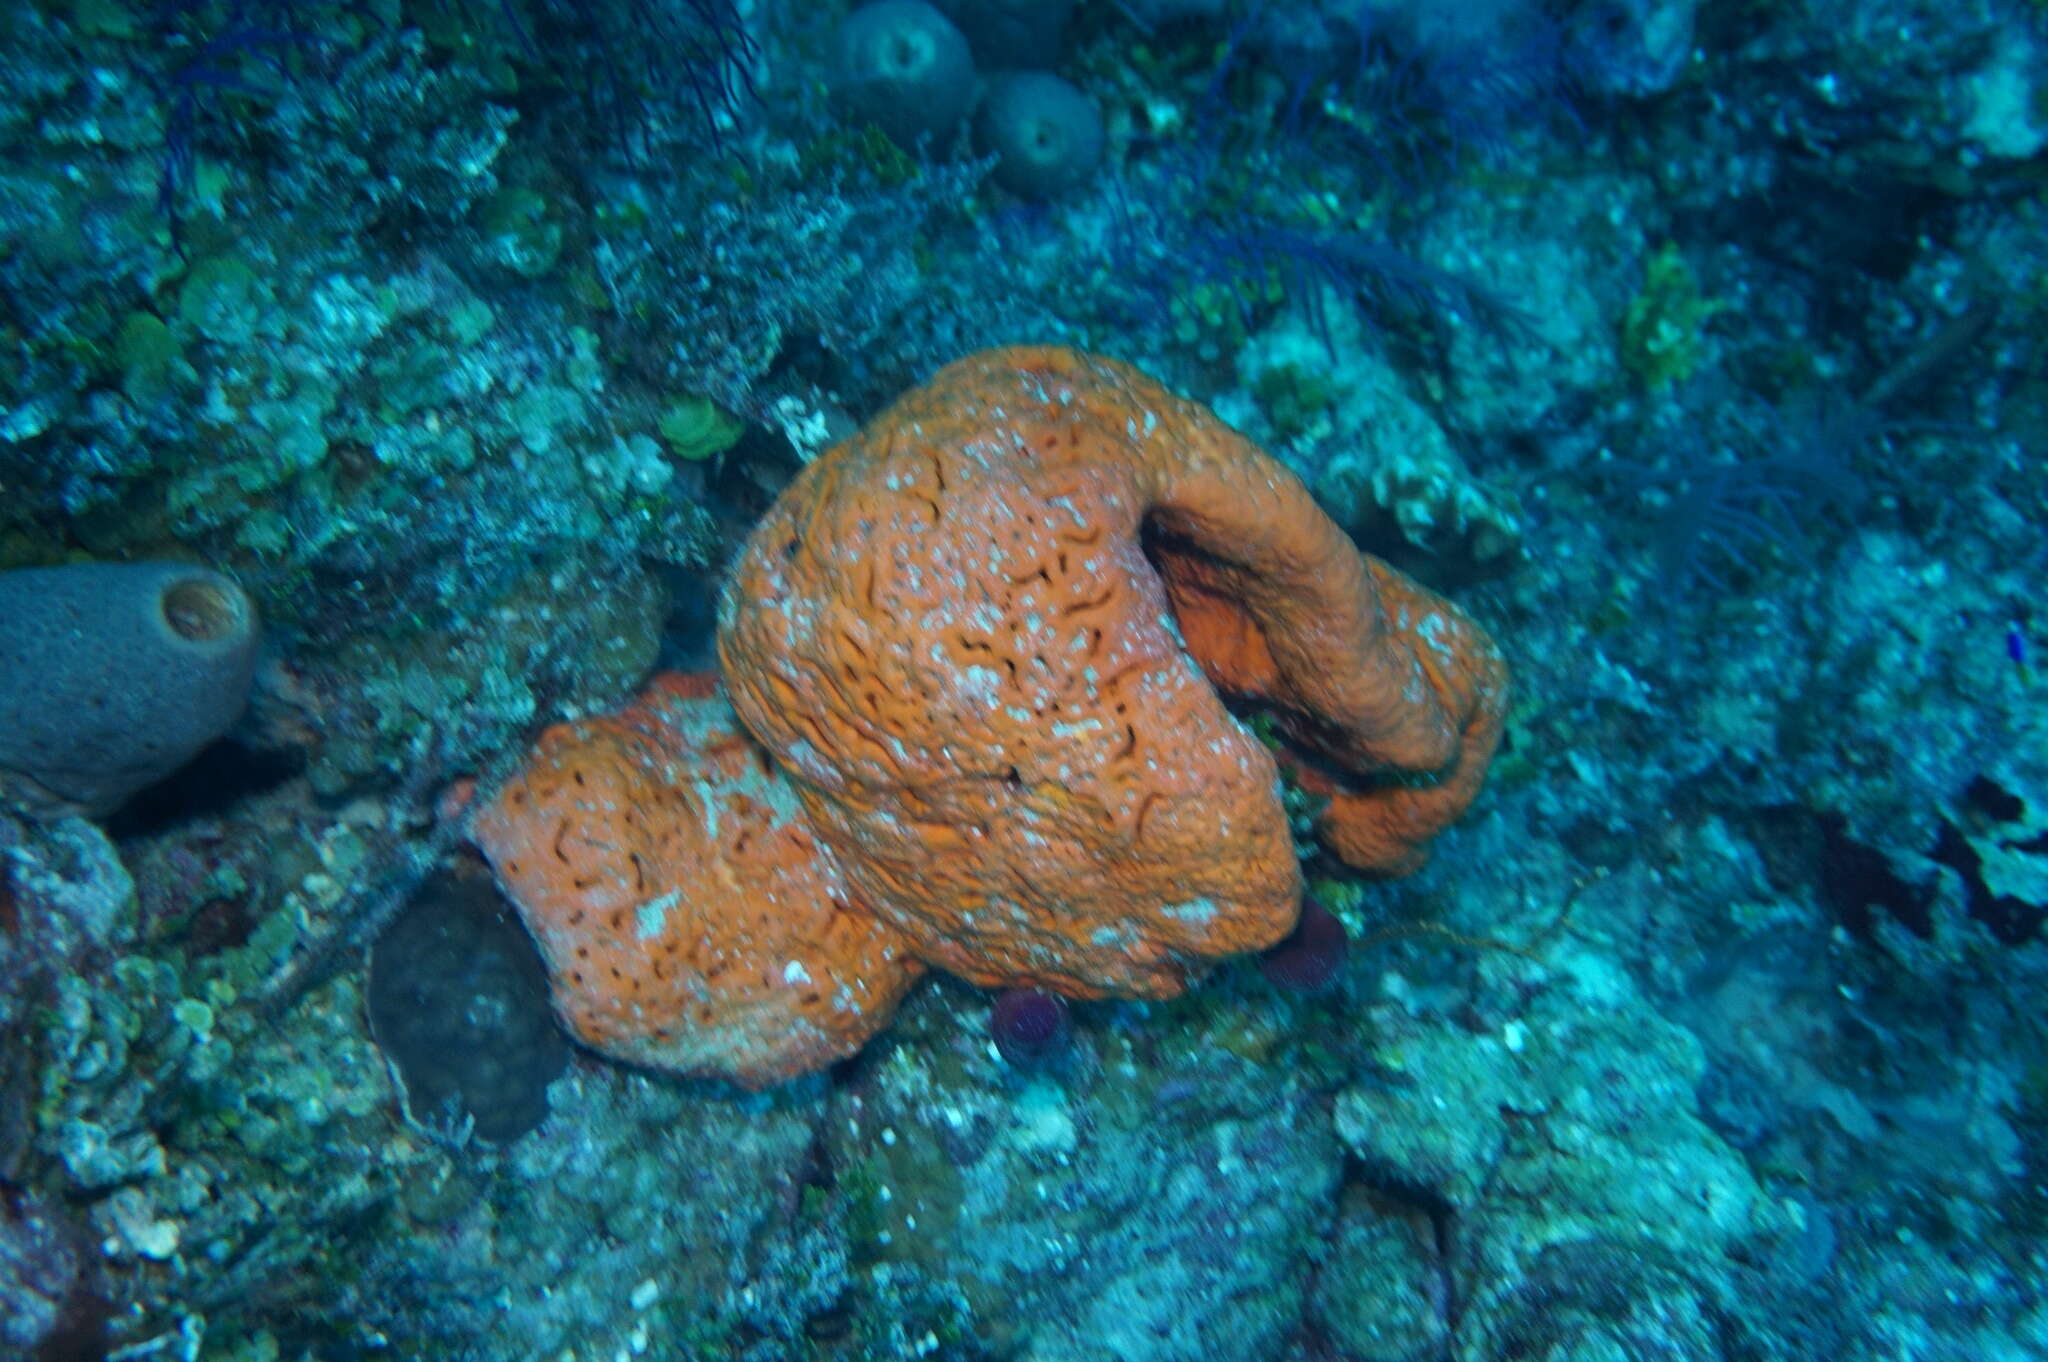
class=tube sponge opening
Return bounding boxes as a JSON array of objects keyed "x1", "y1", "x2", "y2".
[
  {"x1": 834, "y1": 0, "x2": 977, "y2": 151},
  {"x1": 975, "y1": 71, "x2": 1104, "y2": 199},
  {"x1": 0, "y1": 561, "x2": 260, "y2": 818},
  {"x1": 159, "y1": 574, "x2": 248, "y2": 644}
]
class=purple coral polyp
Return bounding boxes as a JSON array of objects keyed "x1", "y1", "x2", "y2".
[
  {"x1": 1259, "y1": 898, "x2": 1350, "y2": 993},
  {"x1": 990, "y1": 987, "x2": 1069, "y2": 1066}
]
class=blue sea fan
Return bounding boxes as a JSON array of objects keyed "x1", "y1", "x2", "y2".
[
  {"x1": 1182, "y1": 219, "x2": 1535, "y2": 354},
  {"x1": 433, "y1": 0, "x2": 759, "y2": 157},
  {"x1": 1332, "y1": 0, "x2": 1583, "y2": 175},
  {"x1": 145, "y1": 0, "x2": 760, "y2": 243},
  {"x1": 1603, "y1": 385, "x2": 1875, "y2": 600},
  {"x1": 1095, "y1": 1, "x2": 1548, "y2": 361},
  {"x1": 147, "y1": 0, "x2": 330, "y2": 251}
]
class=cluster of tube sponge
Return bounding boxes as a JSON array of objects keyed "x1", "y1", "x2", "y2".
[
  {"x1": 833, "y1": 0, "x2": 1102, "y2": 199},
  {"x1": 0, "y1": 562, "x2": 260, "y2": 817}
]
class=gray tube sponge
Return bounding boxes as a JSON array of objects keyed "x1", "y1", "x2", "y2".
[
  {"x1": 0, "y1": 562, "x2": 260, "y2": 817},
  {"x1": 975, "y1": 71, "x2": 1104, "y2": 200},
  {"x1": 834, "y1": 0, "x2": 977, "y2": 151}
]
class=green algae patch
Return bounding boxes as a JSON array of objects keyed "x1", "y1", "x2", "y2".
[
  {"x1": 1620, "y1": 242, "x2": 1725, "y2": 391},
  {"x1": 659, "y1": 396, "x2": 746, "y2": 462},
  {"x1": 115, "y1": 310, "x2": 178, "y2": 400}
]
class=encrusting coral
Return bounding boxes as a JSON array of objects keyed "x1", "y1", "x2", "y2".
[{"x1": 478, "y1": 347, "x2": 1507, "y2": 1084}]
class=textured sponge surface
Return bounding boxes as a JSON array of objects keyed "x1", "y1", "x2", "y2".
[{"x1": 0, "y1": 561, "x2": 260, "y2": 816}]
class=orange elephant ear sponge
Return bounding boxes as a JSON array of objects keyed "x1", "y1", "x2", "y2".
[
  {"x1": 472, "y1": 675, "x2": 923, "y2": 1088},
  {"x1": 718, "y1": 345, "x2": 1508, "y2": 999}
]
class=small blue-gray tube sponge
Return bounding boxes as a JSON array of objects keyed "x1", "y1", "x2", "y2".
[
  {"x1": 975, "y1": 71, "x2": 1104, "y2": 200},
  {"x1": 0, "y1": 562, "x2": 260, "y2": 817},
  {"x1": 834, "y1": 0, "x2": 977, "y2": 151}
]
